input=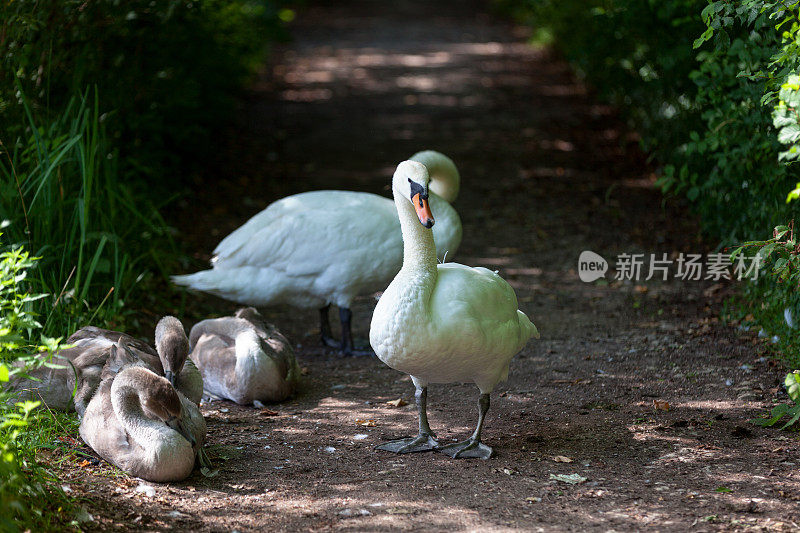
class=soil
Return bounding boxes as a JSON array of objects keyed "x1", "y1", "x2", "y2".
[{"x1": 57, "y1": 0, "x2": 800, "y2": 531}]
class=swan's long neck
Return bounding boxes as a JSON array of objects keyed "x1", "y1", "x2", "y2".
[{"x1": 394, "y1": 189, "x2": 438, "y2": 281}]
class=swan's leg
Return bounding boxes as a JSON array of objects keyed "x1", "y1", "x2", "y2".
[
  {"x1": 376, "y1": 386, "x2": 438, "y2": 453},
  {"x1": 319, "y1": 305, "x2": 340, "y2": 348},
  {"x1": 436, "y1": 393, "x2": 494, "y2": 459},
  {"x1": 338, "y1": 307, "x2": 374, "y2": 357}
]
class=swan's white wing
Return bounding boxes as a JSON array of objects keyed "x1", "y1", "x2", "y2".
[
  {"x1": 431, "y1": 264, "x2": 520, "y2": 327},
  {"x1": 205, "y1": 191, "x2": 404, "y2": 307},
  {"x1": 418, "y1": 263, "x2": 533, "y2": 390},
  {"x1": 212, "y1": 190, "x2": 400, "y2": 274}
]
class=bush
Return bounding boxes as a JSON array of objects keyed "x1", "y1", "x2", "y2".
[
  {"x1": 499, "y1": 0, "x2": 800, "y2": 242},
  {"x1": 0, "y1": 240, "x2": 78, "y2": 532}
]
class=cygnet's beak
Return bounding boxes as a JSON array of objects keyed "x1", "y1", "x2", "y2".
[
  {"x1": 164, "y1": 370, "x2": 176, "y2": 386},
  {"x1": 411, "y1": 192, "x2": 434, "y2": 228},
  {"x1": 168, "y1": 416, "x2": 196, "y2": 448}
]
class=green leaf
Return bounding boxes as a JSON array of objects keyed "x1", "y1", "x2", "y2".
[
  {"x1": 779, "y1": 404, "x2": 800, "y2": 430},
  {"x1": 785, "y1": 372, "x2": 800, "y2": 401}
]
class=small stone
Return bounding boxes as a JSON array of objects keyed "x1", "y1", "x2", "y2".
[
  {"x1": 339, "y1": 508, "x2": 371, "y2": 517},
  {"x1": 135, "y1": 483, "x2": 156, "y2": 497}
]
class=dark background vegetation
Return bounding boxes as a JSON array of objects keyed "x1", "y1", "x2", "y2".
[{"x1": 2, "y1": 0, "x2": 800, "y2": 529}]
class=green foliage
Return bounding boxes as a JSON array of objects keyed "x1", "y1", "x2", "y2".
[
  {"x1": 752, "y1": 371, "x2": 800, "y2": 429},
  {"x1": 730, "y1": 223, "x2": 799, "y2": 285},
  {"x1": 726, "y1": 222, "x2": 800, "y2": 368},
  {"x1": 774, "y1": 75, "x2": 800, "y2": 165},
  {"x1": 0, "y1": 240, "x2": 78, "y2": 532},
  {"x1": 0, "y1": 90, "x2": 171, "y2": 336},
  {"x1": 685, "y1": 1, "x2": 800, "y2": 239}
]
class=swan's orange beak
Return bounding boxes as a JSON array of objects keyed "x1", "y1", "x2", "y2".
[{"x1": 412, "y1": 193, "x2": 434, "y2": 228}]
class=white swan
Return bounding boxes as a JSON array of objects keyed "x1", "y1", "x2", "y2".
[
  {"x1": 7, "y1": 317, "x2": 203, "y2": 415},
  {"x1": 370, "y1": 161, "x2": 539, "y2": 459},
  {"x1": 188, "y1": 307, "x2": 300, "y2": 405},
  {"x1": 172, "y1": 150, "x2": 462, "y2": 356},
  {"x1": 79, "y1": 359, "x2": 206, "y2": 482}
]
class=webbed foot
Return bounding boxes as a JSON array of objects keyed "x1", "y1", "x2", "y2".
[
  {"x1": 376, "y1": 434, "x2": 438, "y2": 454},
  {"x1": 436, "y1": 438, "x2": 494, "y2": 459},
  {"x1": 321, "y1": 334, "x2": 341, "y2": 349}
]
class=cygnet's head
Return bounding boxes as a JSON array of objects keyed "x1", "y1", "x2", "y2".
[
  {"x1": 136, "y1": 369, "x2": 196, "y2": 448},
  {"x1": 154, "y1": 316, "x2": 190, "y2": 385},
  {"x1": 235, "y1": 307, "x2": 262, "y2": 324},
  {"x1": 392, "y1": 160, "x2": 434, "y2": 229}
]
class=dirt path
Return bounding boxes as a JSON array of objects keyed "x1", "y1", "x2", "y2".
[{"x1": 68, "y1": 1, "x2": 800, "y2": 531}]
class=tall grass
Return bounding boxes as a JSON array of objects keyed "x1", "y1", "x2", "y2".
[{"x1": 0, "y1": 87, "x2": 173, "y2": 335}]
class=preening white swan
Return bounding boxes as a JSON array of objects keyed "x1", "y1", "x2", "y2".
[
  {"x1": 171, "y1": 150, "x2": 462, "y2": 355},
  {"x1": 370, "y1": 161, "x2": 539, "y2": 459},
  {"x1": 6, "y1": 317, "x2": 203, "y2": 414},
  {"x1": 79, "y1": 360, "x2": 206, "y2": 482},
  {"x1": 188, "y1": 307, "x2": 300, "y2": 405}
]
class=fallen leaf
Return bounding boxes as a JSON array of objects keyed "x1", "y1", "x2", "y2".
[
  {"x1": 553, "y1": 455, "x2": 573, "y2": 463},
  {"x1": 550, "y1": 473, "x2": 587, "y2": 484},
  {"x1": 386, "y1": 398, "x2": 408, "y2": 408},
  {"x1": 301, "y1": 367, "x2": 310, "y2": 376},
  {"x1": 77, "y1": 460, "x2": 92, "y2": 468},
  {"x1": 58, "y1": 436, "x2": 81, "y2": 447},
  {"x1": 260, "y1": 409, "x2": 279, "y2": 416},
  {"x1": 653, "y1": 399, "x2": 670, "y2": 411},
  {"x1": 200, "y1": 466, "x2": 219, "y2": 478},
  {"x1": 526, "y1": 496, "x2": 542, "y2": 503},
  {"x1": 355, "y1": 419, "x2": 376, "y2": 427},
  {"x1": 634, "y1": 285, "x2": 648, "y2": 293}
]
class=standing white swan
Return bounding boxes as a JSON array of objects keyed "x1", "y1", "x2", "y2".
[
  {"x1": 171, "y1": 150, "x2": 462, "y2": 356},
  {"x1": 79, "y1": 360, "x2": 206, "y2": 482},
  {"x1": 370, "y1": 161, "x2": 539, "y2": 459},
  {"x1": 188, "y1": 307, "x2": 300, "y2": 405}
]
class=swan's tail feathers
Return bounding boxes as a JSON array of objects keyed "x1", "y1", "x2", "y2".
[
  {"x1": 518, "y1": 310, "x2": 540, "y2": 341},
  {"x1": 171, "y1": 270, "x2": 219, "y2": 292}
]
